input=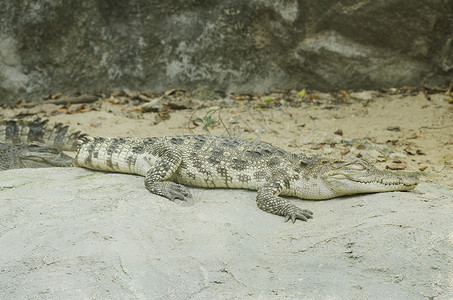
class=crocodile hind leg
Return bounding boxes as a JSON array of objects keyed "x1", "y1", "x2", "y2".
[
  {"x1": 144, "y1": 147, "x2": 193, "y2": 202},
  {"x1": 257, "y1": 179, "x2": 313, "y2": 223}
]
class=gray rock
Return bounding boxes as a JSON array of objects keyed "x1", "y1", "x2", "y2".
[
  {"x1": 0, "y1": 167, "x2": 452, "y2": 298},
  {"x1": 0, "y1": 1, "x2": 452, "y2": 105},
  {"x1": 350, "y1": 91, "x2": 378, "y2": 101},
  {"x1": 141, "y1": 98, "x2": 163, "y2": 112}
]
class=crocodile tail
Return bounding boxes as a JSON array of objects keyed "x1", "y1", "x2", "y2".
[
  {"x1": 0, "y1": 118, "x2": 86, "y2": 151},
  {"x1": 77, "y1": 135, "x2": 93, "y2": 148}
]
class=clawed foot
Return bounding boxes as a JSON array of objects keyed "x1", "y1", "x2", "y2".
[
  {"x1": 145, "y1": 181, "x2": 193, "y2": 202},
  {"x1": 284, "y1": 207, "x2": 313, "y2": 223},
  {"x1": 164, "y1": 182, "x2": 193, "y2": 202}
]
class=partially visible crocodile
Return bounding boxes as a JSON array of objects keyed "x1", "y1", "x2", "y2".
[
  {"x1": 0, "y1": 118, "x2": 85, "y2": 170},
  {"x1": 0, "y1": 118, "x2": 84, "y2": 151},
  {"x1": 75, "y1": 135, "x2": 419, "y2": 222},
  {"x1": 1, "y1": 118, "x2": 419, "y2": 222},
  {"x1": 0, "y1": 142, "x2": 74, "y2": 170}
]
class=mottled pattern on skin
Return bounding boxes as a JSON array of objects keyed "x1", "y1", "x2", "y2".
[
  {"x1": 0, "y1": 118, "x2": 420, "y2": 222},
  {"x1": 75, "y1": 135, "x2": 419, "y2": 222},
  {"x1": 0, "y1": 118, "x2": 85, "y2": 151},
  {"x1": 0, "y1": 118, "x2": 87, "y2": 169},
  {"x1": 0, "y1": 142, "x2": 74, "y2": 170}
]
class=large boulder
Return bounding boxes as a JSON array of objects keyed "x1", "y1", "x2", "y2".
[{"x1": 0, "y1": 0, "x2": 452, "y2": 105}]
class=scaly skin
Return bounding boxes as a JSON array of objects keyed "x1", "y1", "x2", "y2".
[
  {"x1": 0, "y1": 118, "x2": 85, "y2": 151},
  {"x1": 75, "y1": 135, "x2": 419, "y2": 222},
  {"x1": 0, "y1": 142, "x2": 74, "y2": 170},
  {"x1": 0, "y1": 118, "x2": 84, "y2": 170}
]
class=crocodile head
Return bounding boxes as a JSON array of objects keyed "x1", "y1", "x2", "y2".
[
  {"x1": 19, "y1": 143, "x2": 74, "y2": 168},
  {"x1": 295, "y1": 156, "x2": 419, "y2": 199}
]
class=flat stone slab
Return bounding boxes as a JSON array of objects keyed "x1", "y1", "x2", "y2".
[{"x1": 1, "y1": 168, "x2": 452, "y2": 299}]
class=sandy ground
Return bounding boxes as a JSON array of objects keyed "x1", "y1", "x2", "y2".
[{"x1": 1, "y1": 89, "x2": 453, "y2": 298}]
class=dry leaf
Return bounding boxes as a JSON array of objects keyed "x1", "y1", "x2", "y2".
[
  {"x1": 182, "y1": 122, "x2": 197, "y2": 129},
  {"x1": 334, "y1": 129, "x2": 343, "y2": 136},
  {"x1": 129, "y1": 107, "x2": 143, "y2": 112},
  {"x1": 108, "y1": 96, "x2": 120, "y2": 104},
  {"x1": 416, "y1": 149, "x2": 426, "y2": 155},
  {"x1": 165, "y1": 89, "x2": 186, "y2": 96},
  {"x1": 311, "y1": 144, "x2": 324, "y2": 150},
  {"x1": 386, "y1": 163, "x2": 406, "y2": 170},
  {"x1": 340, "y1": 90, "x2": 349, "y2": 97},
  {"x1": 55, "y1": 108, "x2": 67, "y2": 113},
  {"x1": 404, "y1": 146, "x2": 416, "y2": 155},
  {"x1": 356, "y1": 144, "x2": 366, "y2": 150},
  {"x1": 230, "y1": 109, "x2": 246, "y2": 114},
  {"x1": 51, "y1": 93, "x2": 62, "y2": 99},
  {"x1": 387, "y1": 126, "x2": 401, "y2": 132},
  {"x1": 138, "y1": 94, "x2": 153, "y2": 102}
]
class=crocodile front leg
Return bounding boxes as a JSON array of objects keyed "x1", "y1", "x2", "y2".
[
  {"x1": 257, "y1": 179, "x2": 313, "y2": 223},
  {"x1": 144, "y1": 147, "x2": 193, "y2": 202}
]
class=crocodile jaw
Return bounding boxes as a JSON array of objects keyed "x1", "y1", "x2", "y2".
[
  {"x1": 293, "y1": 157, "x2": 419, "y2": 199},
  {"x1": 323, "y1": 170, "x2": 419, "y2": 197},
  {"x1": 19, "y1": 143, "x2": 74, "y2": 168}
]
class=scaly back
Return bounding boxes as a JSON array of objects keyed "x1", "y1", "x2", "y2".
[{"x1": 0, "y1": 118, "x2": 85, "y2": 151}]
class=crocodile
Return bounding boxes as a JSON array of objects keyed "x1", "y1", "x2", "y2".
[
  {"x1": 0, "y1": 142, "x2": 74, "y2": 170},
  {"x1": 75, "y1": 135, "x2": 419, "y2": 222},
  {"x1": 0, "y1": 118, "x2": 84, "y2": 169},
  {"x1": 0, "y1": 118, "x2": 84, "y2": 151},
  {"x1": 1, "y1": 118, "x2": 419, "y2": 221}
]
